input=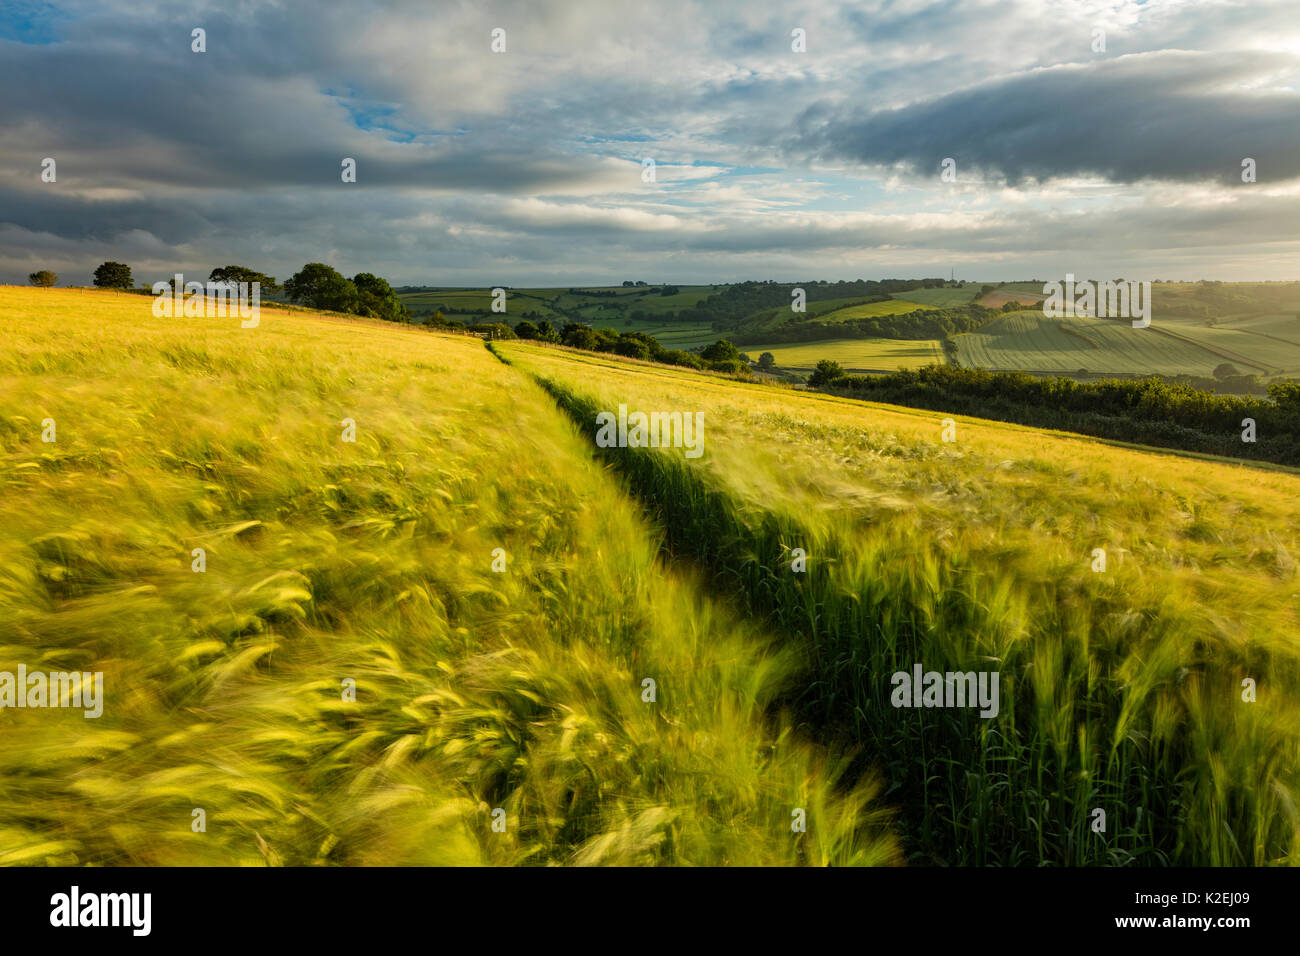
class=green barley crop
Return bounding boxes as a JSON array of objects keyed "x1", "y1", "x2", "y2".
[
  {"x1": 505, "y1": 341, "x2": 1300, "y2": 866},
  {"x1": 0, "y1": 287, "x2": 896, "y2": 866}
]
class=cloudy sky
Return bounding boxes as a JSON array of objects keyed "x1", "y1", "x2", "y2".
[{"x1": 3, "y1": 0, "x2": 1300, "y2": 287}]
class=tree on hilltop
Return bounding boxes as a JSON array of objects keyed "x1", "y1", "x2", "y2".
[
  {"x1": 92, "y1": 261, "x2": 133, "y2": 290},
  {"x1": 284, "y1": 263, "x2": 359, "y2": 313},
  {"x1": 209, "y1": 265, "x2": 281, "y2": 292},
  {"x1": 352, "y1": 272, "x2": 409, "y2": 323}
]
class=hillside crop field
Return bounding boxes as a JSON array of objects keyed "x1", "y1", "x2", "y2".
[
  {"x1": 738, "y1": 296, "x2": 939, "y2": 337},
  {"x1": 819, "y1": 298, "x2": 936, "y2": 323},
  {"x1": 501, "y1": 340, "x2": 1300, "y2": 866},
  {"x1": 888, "y1": 286, "x2": 983, "y2": 307},
  {"x1": 572, "y1": 317, "x2": 720, "y2": 349},
  {"x1": 951, "y1": 310, "x2": 1273, "y2": 377},
  {"x1": 5, "y1": 286, "x2": 1299, "y2": 868},
  {"x1": 750, "y1": 337, "x2": 945, "y2": 372},
  {"x1": 0, "y1": 286, "x2": 895, "y2": 866},
  {"x1": 946, "y1": 283, "x2": 1300, "y2": 380}
]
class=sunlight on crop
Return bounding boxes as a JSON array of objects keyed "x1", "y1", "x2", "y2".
[{"x1": 0, "y1": 288, "x2": 896, "y2": 866}]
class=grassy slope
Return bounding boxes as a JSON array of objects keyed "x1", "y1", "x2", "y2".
[
  {"x1": 959, "y1": 283, "x2": 1300, "y2": 378},
  {"x1": 889, "y1": 286, "x2": 982, "y2": 307},
  {"x1": 503, "y1": 341, "x2": 1300, "y2": 865},
  {"x1": 740, "y1": 297, "x2": 938, "y2": 337},
  {"x1": 0, "y1": 287, "x2": 896, "y2": 866},
  {"x1": 747, "y1": 338, "x2": 945, "y2": 372},
  {"x1": 952, "y1": 310, "x2": 1266, "y2": 376}
]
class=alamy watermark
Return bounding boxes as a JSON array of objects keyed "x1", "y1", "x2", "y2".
[
  {"x1": 0, "y1": 666, "x2": 103, "y2": 718},
  {"x1": 50, "y1": 886, "x2": 150, "y2": 936},
  {"x1": 152, "y1": 273, "x2": 260, "y2": 327},
  {"x1": 890, "y1": 663, "x2": 1000, "y2": 718},
  {"x1": 595, "y1": 404, "x2": 704, "y2": 458},
  {"x1": 1042, "y1": 274, "x2": 1151, "y2": 328}
]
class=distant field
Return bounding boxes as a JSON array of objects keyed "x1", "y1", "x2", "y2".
[
  {"x1": 820, "y1": 298, "x2": 936, "y2": 322},
  {"x1": 996, "y1": 281, "x2": 1051, "y2": 293},
  {"x1": 398, "y1": 288, "x2": 570, "y2": 322},
  {"x1": 1219, "y1": 312, "x2": 1300, "y2": 333},
  {"x1": 1154, "y1": 281, "x2": 1300, "y2": 322},
  {"x1": 585, "y1": 316, "x2": 720, "y2": 348},
  {"x1": 889, "y1": 286, "x2": 982, "y2": 307},
  {"x1": 641, "y1": 288, "x2": 716, "y2": 311},
  {"x1": 742, "y1": 296, "x2": 881, "y2": 328},
  {"x1": 1153, "y1": 323, "x2": 1300, "y2": 376},
  {"x1": 952, "y1": 310, "x2": 1256, "y2": 376},
  {"x1": 752, "y1": 337, "x2": 945, "y2": 372},
  {"x1": 978, "y1": 289, "x2": 1046, "y2": 309},
  {"x1": 401, "y1": 285, "x2": 720, "y2": 324},
  {"x1": 399, "y1": 281, "x2": 1300, "y2": 380}
]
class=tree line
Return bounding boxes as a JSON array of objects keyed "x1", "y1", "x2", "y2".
[
  {"x1": 734, "y1": 304, "x2": 998, "y2": 345},
  {"x1": 806, "y1": 362, "x2": 1300, "y2": 467},
  {"x1": 28, "y1": 261, "x2": 409, "y2": 324},
  {"x1": 689, "y1": 278, "x2": 950, "y2": 329}
]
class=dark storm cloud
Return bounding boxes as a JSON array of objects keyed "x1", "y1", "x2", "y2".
[
  {"x1": 799, "y1": 50, "x2": 1300, "y2": 185},
  {"x1": 3, "y1": 0, "x2": 1300, "y2": 284}
]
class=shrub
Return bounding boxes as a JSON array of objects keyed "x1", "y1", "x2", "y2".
[
  {"x1": 661, "y1": 350, "x2": 704, "y2": 369},
  {"x1": 613, "y1": 338, "x2": 651, "y2": 361},
  {"x1": 808, "y1": 359, "x2": 845, "y2": 387}
]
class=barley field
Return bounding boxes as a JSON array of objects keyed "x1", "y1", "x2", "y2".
[
  {"x1": 749, "y1": 337, "x2": 945, "y2": 372},
  {"x1": 502, "y1": 340, "x2": 1300, "y2": 866},
  {"x1": 952, "y1": 310, "x2": 1256, "y2": 377},
  {"x1": 6, "y1": 285, "x2": 1297, "y2": 868},
  {"x1": 0, "y1": 286, "x2": 896, "y2": 866}
]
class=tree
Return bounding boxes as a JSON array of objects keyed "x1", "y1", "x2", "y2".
[
  {"x1": 1267, "y1": 380, "x2": 1300, "y2": 411},
  {"x1": 284, "y1": 263, "x2": 359, "y2": 313},
  {"x1": 757, "y1": 351, "x2": 775, "y2": 371},
  {"x1": 352, "y1": 272, "x2": 409, "y2": 323},
  {"x1": 208, "y1": 265, "x2": 281, "y2": 293},
  {"x1": 614, "y1": 337, "x2": 651, "y2": 360},
  {"x1": 808, "y1": 359, "x2": 845, "y2": 387},
  {"x1": 28, "y1": 270, "x2": 57, "y2": 287},
  {"x1": 514, "y1": 320, "x2": 539, "y2": 340},
  {"x1": 93, "y1": 261, "x2": 133, "y2": 290},
  {"x1": 562, "y1": 324, "x2": 598, "y2": 351},
  {"x1": 1213, "y1": 362, "x2": 1241, "y2": 381},
  {"x1": 535, "y1": 320, "x2": 560, "y2": 342},
  {"x1": 700, "y1": 339, "x2": 741, "y2": 363}
]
